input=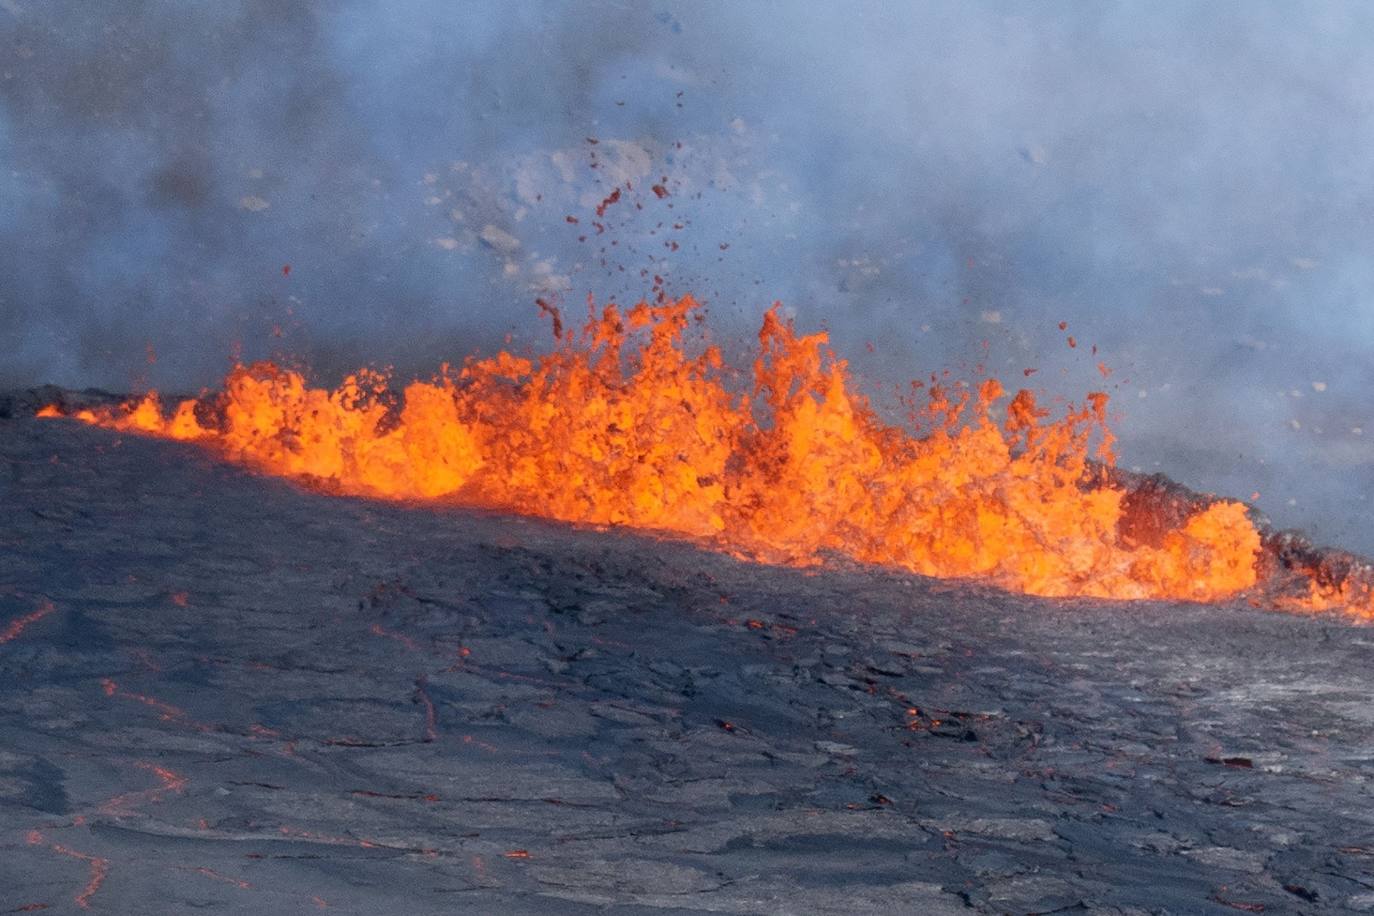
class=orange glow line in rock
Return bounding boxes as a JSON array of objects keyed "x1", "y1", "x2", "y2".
[
  {"x1": 26, "y1": 832, "x2": 109, "y2": 910},
  {"x1": 277, "y1": 825, "x2": 382, "y2": 849},
  {"x1": 178, "y1": 866, "x2": 252, "y2": 890},
  {"x1": 98, "y1": 762, "x2": 188, "y2": 816},
  {"x1": 47, "y1": 296, "x2": 1371, "y2": 617},
  {"x1": 369, "y1": 622, "x2": 421, "y2": 652},
  {"x1": 1, "y1": 600, "x2": 57, "y2": 644},
  {"x1": 100, "y1": 678, "x2": 215, "y2": 732}
]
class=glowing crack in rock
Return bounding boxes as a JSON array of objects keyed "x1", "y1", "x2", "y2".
[
  {"x1": 97, "y1": 762, "x2": 188, "y2": 817},
  {"x1": 26, "y1": 832, "x2": 110, "y2": 910},
  {"x1": 1, "y1": 600, "x2": 57, "y2": 644}
]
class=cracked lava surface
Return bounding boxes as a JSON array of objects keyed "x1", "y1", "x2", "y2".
[{"x1": 2, "y1": 410, "x2": 1374, "y2": 913}]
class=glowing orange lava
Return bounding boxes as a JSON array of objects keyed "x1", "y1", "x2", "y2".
[{"x1": 42, "y1": 296, "x2": 1372, "y2": 617}]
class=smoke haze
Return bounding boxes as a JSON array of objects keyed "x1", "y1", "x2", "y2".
[{"x1": 3, "y1": 1, "x2": 1373, "y2": 551}]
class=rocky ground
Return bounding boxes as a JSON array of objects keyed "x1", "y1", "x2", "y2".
[{"x1": 2, "y1": 411, "x2": 1374, "y2": 914}]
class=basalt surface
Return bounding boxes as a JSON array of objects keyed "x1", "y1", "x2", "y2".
[{"x1": 2, "y1": 411, "x2": 1373, "y2": 914}]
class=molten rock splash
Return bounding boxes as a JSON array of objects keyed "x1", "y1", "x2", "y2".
[{"x1": 47, "y1": 296, "x2": 1370, "y2": 616}]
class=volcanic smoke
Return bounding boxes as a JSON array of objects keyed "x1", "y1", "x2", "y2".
[{"x1": 37, "y1": 295, "x2": 1372, "y2": 619}]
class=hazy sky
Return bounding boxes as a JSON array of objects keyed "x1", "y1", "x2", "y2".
[{"x1": 3, "y1": 1, "x2": 1373, "y2": 550}]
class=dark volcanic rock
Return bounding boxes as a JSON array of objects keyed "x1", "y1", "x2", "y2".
[
  {"x1": 2, "y1": 414, "x2": 1374, "y2": 913},
  {"x1": 0, "y1": 385, "x2": 128, "y2": 419}
]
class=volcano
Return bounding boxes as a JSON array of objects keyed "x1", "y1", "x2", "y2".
[{"x1": 4, "y1": 382, "x2": 1374, "y2": 913}]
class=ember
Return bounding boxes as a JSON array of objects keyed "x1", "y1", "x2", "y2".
[{"x1": 43, "y1": 296, "x2": 1371, "y2": 617}]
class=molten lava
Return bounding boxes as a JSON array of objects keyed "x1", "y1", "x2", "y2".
[{"x1": 47, "y1": 296, "x2": 1371, "y2": 616}]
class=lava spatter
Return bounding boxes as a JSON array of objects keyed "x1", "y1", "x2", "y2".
[{"x1": 44, "y1": 295, "x2": 1365, "y2": 614}]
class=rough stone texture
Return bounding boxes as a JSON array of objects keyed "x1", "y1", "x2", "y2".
[{"x1": 2, "y1": 415, "x2": 1373, "y2": 914}]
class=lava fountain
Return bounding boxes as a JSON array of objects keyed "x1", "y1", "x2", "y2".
[{"x1": 41, "y1": 295, "x2": 1372, "y2": 618}]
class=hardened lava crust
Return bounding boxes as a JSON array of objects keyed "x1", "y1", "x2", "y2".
[{"x1": 2, "y1": 400, "x2": 1374, "y2": 913}]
